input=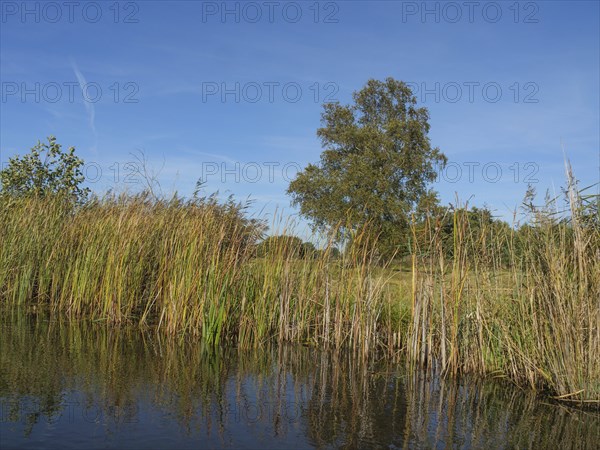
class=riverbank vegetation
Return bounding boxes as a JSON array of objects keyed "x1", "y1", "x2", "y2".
[
  {"x1": 407, "y1": 166, "x2": 599, "y2": 405},
  {"x1": 1, "y1": 78, "x2": 598, "y2": 406},
  {"x1": 1, "y1": 169, "x2": 598, "y2": 405}
]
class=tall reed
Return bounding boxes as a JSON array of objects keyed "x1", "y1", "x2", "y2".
[
  {"x1": 0, "y1": 191, "x2": 398, "y2": 353},
  {"x1": 408, "y1": 164, "x2": 599, "y2": 404},
  {"x1": 1, "y1": 166, "x2": 598, "y2": 404}
]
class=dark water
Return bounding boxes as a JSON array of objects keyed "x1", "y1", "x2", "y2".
[{"x1": 1, "y1": 314, "x2": 598, "y2": 449}]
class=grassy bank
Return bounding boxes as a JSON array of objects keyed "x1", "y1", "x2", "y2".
[{"x1": 0, "y1": 172, "x2": 598, "y2": 405}]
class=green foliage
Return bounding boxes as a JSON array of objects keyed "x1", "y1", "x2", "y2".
[
  {"x1": 256, "y1": 235, "x2": 319, "y2": 259},
  {"x1": 288, "y1": 78, "x2": 447, "y2": 259},
  {"x1": 300, "y1": 241, "x2": 317, "y2": 258},
  {"x1": 256, "y1": 235, "x2": 303, "y2": 258},
  {"x1": 438, "y1": 206, "x2": 500, "y2": 257},
  {"x1": 0, "y1": 136, "x2": 89, "y2": 203},
  {"x1": 410, "y1": 200, "x2": 517, "y2": 265}
]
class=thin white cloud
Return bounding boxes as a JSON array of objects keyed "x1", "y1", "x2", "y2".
[{"x1": 70, "y1": 60, "x2": 98, "y2": 153}]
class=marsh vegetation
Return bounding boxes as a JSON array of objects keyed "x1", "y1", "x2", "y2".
[
  {"x1": 1, "y1": 80, "x2": 598, "y2": 408},
  {"x1": 1, "y1": 168, "x2": 598, "y2": 406}
]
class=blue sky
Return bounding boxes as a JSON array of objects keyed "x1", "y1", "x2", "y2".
[{"x1": 1, "y1": 0, "x2": 599, "y2": 227}]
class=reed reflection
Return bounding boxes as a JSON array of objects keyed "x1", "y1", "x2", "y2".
[{"x1": 1, "y1": 314, "x2": 598, "y2": 449}]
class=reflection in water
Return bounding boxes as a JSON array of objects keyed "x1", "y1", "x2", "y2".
[{"x1": 1, "y1": 314, "x2": 598, "y2": 449}]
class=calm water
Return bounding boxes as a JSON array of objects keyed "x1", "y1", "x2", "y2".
[{"x1": 1, "y1": 314, "x2": 598, "y2": 449}]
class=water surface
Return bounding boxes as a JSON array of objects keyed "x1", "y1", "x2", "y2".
[{"x1": 1, "y1": 314, "x2": 598, "y2": 449}]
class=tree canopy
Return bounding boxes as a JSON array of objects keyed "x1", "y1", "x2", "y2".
[
  {"x1": 0, "y1": 136, "x2": 89, "y2": 204},
  {"x1": 256, "y1": 235, "x2": 322, "y2": 259},
  {"x1": 287, "y1": 78, "x2": 447, "y2": 258}
]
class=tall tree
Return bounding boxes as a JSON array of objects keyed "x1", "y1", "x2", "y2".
[{"x1": 287, "y1": 78, "x2": 446, "y2": 258}]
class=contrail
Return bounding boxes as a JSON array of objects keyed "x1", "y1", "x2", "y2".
[{"x1": 70, "y1": 60, "x2": 98, "y2": 152}]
